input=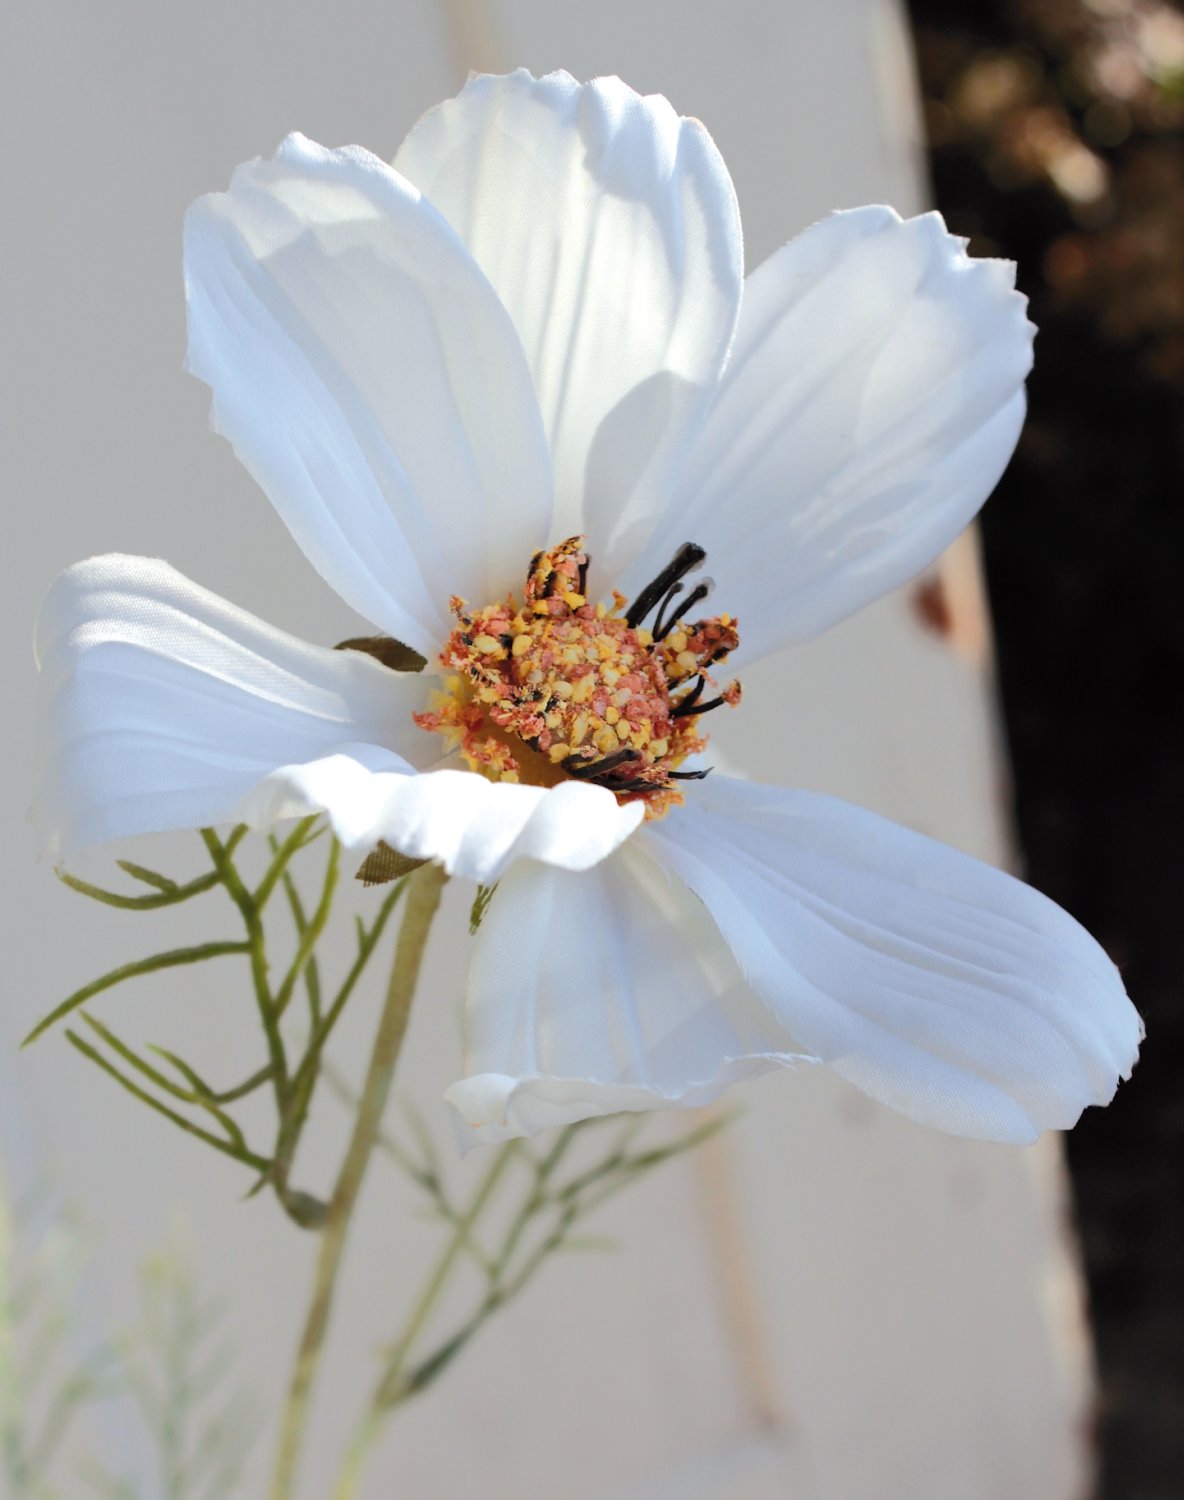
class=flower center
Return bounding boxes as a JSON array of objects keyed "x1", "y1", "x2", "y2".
[{"x1": 414, "y1": 538, "x2": 742, "y2": 820}]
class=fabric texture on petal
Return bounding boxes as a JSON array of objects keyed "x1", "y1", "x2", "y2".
[
  {"x1": 623, "y1": 207, "x2": 1035, "y2": 663},
  {"x1": 35, "y1": 555, "x2": 429, "y2": 851},
  {"x1": 185, "y1": 132, "x2": 553, "y2": 659},
  {"x1": 644, "y1": 775, "x2": 1142, "y2": 1144},
  {"x1": 394, "y1": 69, "x2": 744, "y2": 585},
  {"x1": 444, "y1": 841, "x2": 810, "y2": 1144},
  {"x1": 238, "y1": 763, "x2": 645, "y2": 885}
]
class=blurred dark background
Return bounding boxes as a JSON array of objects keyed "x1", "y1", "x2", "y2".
[{"x1": 906, "y1": 1, "x2": 1184, "y2": 1493}]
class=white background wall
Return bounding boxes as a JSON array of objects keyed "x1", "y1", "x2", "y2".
[{"x1": 1, "y1": 2, "x2": 1093, "y2": 1496}]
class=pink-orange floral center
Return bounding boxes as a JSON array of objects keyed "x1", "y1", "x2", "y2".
[{"x1": 414, "y1": 537, "x2": 741, "y2": 820}]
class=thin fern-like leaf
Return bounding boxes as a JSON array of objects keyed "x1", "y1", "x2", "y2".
[{"x1": 23, "y1": 943, "x2": 251, "y2": 1048}]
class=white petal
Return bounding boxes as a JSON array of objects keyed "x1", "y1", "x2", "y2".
[
  {"x1": 35, "y1": 555, "x2": 429, "y2": 851},
  {"x1": 185, "y1": 133, "x2": 553, "y2": 657},
  {"x1": 624, "y1": 208, "x2": 1035, "y2": 663},
  {"x1": 239, "y1": 763, "x2": 644, "y2": 884},
  {"x1": 444, "y1": 842, "x2": 810, "y2": 1144},
  {"x1": 394, "y1": 70, "x2": 743, "y2": 580},
  {"x1": 645, "y1": 776, "x2": 1142, "y2": 1144}
]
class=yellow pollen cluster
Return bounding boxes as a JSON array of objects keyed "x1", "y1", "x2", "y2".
[{"x1": 414, "y1": 537, "x2": 742, "y2": 820}]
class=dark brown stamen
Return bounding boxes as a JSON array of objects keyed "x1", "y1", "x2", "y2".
[
  {"x1": 562, "y1": 748, "x2": 641, "y2": 780},
  {"x1": 685, "y1": 693, "x2": 728, "y2": 716},
  {"x1": 652, "y1": 583, "x2": 683, "y2": 638},
  {"x1": 600, "y1": 776, "x2": 666, "y2": 794},
  {"x1": 696, "y1": 638, "x2": 731, "y2": 668},
  {"x1": 654, "y1": 580, "x2": 712, "y2": 641},
  {"x1": 668, "y1": 767, "x2": 712, "y2": 781},
  {"x1": 670, "y1": 675, "x2": 706, "y2": 717},
  {"x1": 625, "y1": 542, "x2": 706, "y2": 629}
]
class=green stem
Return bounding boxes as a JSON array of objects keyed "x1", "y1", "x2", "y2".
[
  {"x1": 273, "y1": 838, "x2": 339, "y2": 1021},
  {"x1": 293, "y1": 879, "x2": 410, "y2": 1097},
  {"x1": 253, "y1": 817, "x2": 322, "y2": 910},
  {"x1": 274, "y1": 863, "x2": 322, "y2": 1027},
  {"x1": 268, "y1": 861, "x2": 447, "y2": 1500},
  {"x1": 490, "y1": 1123, "x2": 584, "y2": 1276},
  {"x1": 330, "y1": 1112, "x2": 734, "y2": 1495},
  {"x1": 266, "y1": 871, "x2": 407, "y2": 1223},
  {"x1": 329, "y1": 1152, "x2": 515, "y2": 1500},
  {"x1": 167, "y1": 1060, "x2": 275, "y2": 1106},
  {"x1": 377, "y1": 1145, "x2": 515, "y2": 1397},
  {"x1": 202, "y1": 829, "x2": 288, "y2": 1099}
]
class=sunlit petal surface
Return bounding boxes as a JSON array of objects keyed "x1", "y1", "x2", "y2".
[
  {"x1": 624, "y1": 207, "x2": 1034, "y2": 663},
  {"x1": 395, "y1": 69, "x2": 743, "y2": 585},
  {"x1": 185, "y1": 132, "x2": 553, "y2": 657},
  {"x1": 645, "y1": 775, "x2": 1142, "y2": 1143},
  {"x1": 239, "y1": 763, "x2": 643, "y2": 884},
  {"x1": 446, "y1": 840, "x2": 810, "y2": 1143},
  {"x1": 35, "y1": 555, "x2": 428, "y2": 851}
]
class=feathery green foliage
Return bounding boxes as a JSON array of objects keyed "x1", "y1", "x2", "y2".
[
  {"x1": 29, "y1": 824, "x2": 410, "y2": 1230},
  {"x1": 0, "y1": 1182, "x2": 118, "y2": 1499},
  {"x1": 84, "y1": 1234, "x2": 258, "y2": 1500},
  {"x1": 40, "y1": 823, "x2": 735, "y2": 1500},
  {"x1": 322, "y1": 1059, "x2": 732, "y2": 1411},
  {"x1": 0, "y1": 1181, "x2": 255, "y2": 1499}
]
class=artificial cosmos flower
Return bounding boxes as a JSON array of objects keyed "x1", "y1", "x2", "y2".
[{"x1": 36, "y1": 69, "x2": 1141, "y2": 1146}]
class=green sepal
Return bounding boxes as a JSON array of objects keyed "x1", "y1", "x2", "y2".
[{"x1": 469, "y1": 883, "x2": 498, "y2": 935}]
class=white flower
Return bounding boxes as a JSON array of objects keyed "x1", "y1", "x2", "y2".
[{"x1": 36, "y1": 69, "x2": 1141, "y2": 1147}]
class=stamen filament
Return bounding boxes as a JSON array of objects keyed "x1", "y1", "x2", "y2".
[
  {"x1": 624, "y1": 542, "x2": 706, "y2": 628},
  {"x1": 670, "y1": 677, "x2": 706, "y2": 717},
  {"x1": 600, "y1": 777, "x2": 664, "y2": 794},
  {"x1": 654, "y1": 579, "x2": 712, "y2": 641},
  {"x1": 652, "y1": 583, "x2": 684, "y2": 641},
  {"x1": 563, "y1": 748, "x2": 641, "y2": 780}
]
